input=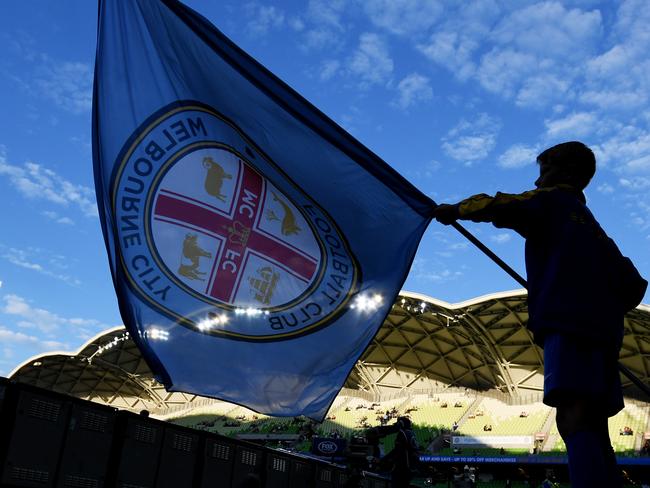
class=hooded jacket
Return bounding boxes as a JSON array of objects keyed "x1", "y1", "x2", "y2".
[{"x1": 457, "y1": 184, "x2": 647, "y2": 347}]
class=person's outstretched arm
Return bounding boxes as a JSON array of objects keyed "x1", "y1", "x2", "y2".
[{"x1": 432, "y1": 188, "x2": 554, "y2": 236}]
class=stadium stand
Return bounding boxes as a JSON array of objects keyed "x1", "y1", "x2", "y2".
[
  {"x1": 5, "y1": 291, "x2": 650, "y2": 486},
  {"x1": 459, "y1": 398, "x2": 551, "y2": 436}
]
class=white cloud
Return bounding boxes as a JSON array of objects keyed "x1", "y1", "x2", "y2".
[
  {"x1": 0, "y1": 327, "x2": 69, "y2": 372},
  {"x1": 418, "y1": 31, "x2": 478, "y2": 81},
  {"x1": 442, "y1": 113, "x2": 501, "y2": 164},
  {"x1": 306, "y1": 0, "x2": 345, "y2": 29},
  {"x1": 288, "y1": 17, "x2": 305, "y2": 32},
  {"x1": 474, "y1": 3, "x2": 600, "y2": 105},
  {"x1": 516, "y1": 74, "x2": 571, "y2": 108},
  {"x1": 0, "y1": 152, "x2": 97, "y2": 217},
  {"x1": 619, "y1": 177, "x2": 650, "y2": 190},
  {"x1": 411, "y1": 258, "x2": 463, "y2": 283},
  {"x1": 42, "y1": 210, "x2": 74, "y2": 225},
  {"x1": 498, "y1": 144, "x2": 540, "y2": 169},
  {"x1": 418, "y1": 2, "x2": 607, "y2": 111},
  {"x1": 1, "y1": 247, "x2": 81, "y2": 286},
  {"x1": 417, "y1": 1, "x2": 499, "y2": 81},
  {"x1": 576, "y1": 1, "x2": 650, "y2": 114},
  {"x1": 625, "y1": 155, "x2": 650, "y2": 173},
  {"x1": 2, "y1": 294, "x2": 105, "y2": 336},
  {"x1": 490, "y1": 233, "x2": 512, "y2": 244},
  {"x1": 4, "y1": 38, "x2": 92, "y2": 115},
  {"x1": 394, "y1": 73, "x2": 432, "y2": 109},
  {"x1": 35, "y1": 61, "x2": 93, "y2": 114},
  {"x1": 586, "y1": 45, "x2": 629, "y2": 77},
  {"x1": 417, "y1": 268, "x2": 462, "y2": 283},
  {"x1": 579, "y1": 89, "x2": 647, "y2": 111},
  {"x1": 348, "y1": 33, "x2": 393, "y2": 87},
  {"x1": 613, "y1": 0, "x2": 650, "y2": 49},
  {"x1": 3, "y1": 295, "x2": 63, "y2": 334},
  {"x1": 0, "y1": 327, "x2": 64, "y2": 349},
  {"x1": 490, "y1": 2, "x2": 601, "y2": 60},
  {"x1": 319, "y1": 60, "x2": 340, "y2": 81},
  {"x1": 592, "y1": 128, "x2": 650, "y2": 172},
  {"x1": 298, "y1": 0, "x2": 347, "y2": 50},
  {"x1": 596, "y1": 183, "x2": 614, "y2": 194},
  {"x1": 363, "y1": 0, "x2": 443, "y2": 36},
  {"x1": 406, "y1": 159, "x2": 441, "y2": 181},
  {"x1": 544, "y1": 112, "x2": 597, "y2": 139},
  {"x1": 245, "y1": 3, "x2": 285, "y2": 36}
]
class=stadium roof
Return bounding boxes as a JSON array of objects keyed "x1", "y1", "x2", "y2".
[{"x1": 9, "y1": 290, "x2": 650, "y2": 413}]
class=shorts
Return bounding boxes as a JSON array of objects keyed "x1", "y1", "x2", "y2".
[{"x1": 543, "y1": 333, "x2": 623, "y2": 417}]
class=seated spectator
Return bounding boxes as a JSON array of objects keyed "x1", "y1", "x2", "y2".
[
  {"x1": 441, "y1": 402, "x2": 448, "y2": 408},
  {"x1": 454, "y1": 402, "x2": 463, "y2": 407},
  {"x1": 499, "y1": 447, "x2": 505, "y2": 455},
  {"x1": 453, "y1": 446, "x2": 462, "y2": 455},
  {"x1": 452, "y1": 421, "x2": 459, "y2": 431},
  {"x1": 519, "y1": 411, "x2": 528, "y2": 418},
  {"x1": 624, "y1": 426, "x2": 634, "y2": 436},
  {"x1": 344, "y1": 406, "x2": 350, "y2": 411}
]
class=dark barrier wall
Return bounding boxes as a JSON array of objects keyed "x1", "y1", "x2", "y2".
[
  {"x1": 156, "y1": 424, "x2": 200, "y2": 488},
  {"x1": 108, "y1": 411, "x2": 165, "y2": 487},
  {"x1": 0, "y1": 378, "x2": 391, "y2": 488},
  {"x1": 56, "y1": 400, "x2": 117, "y2": 488},
  {"x1": 200, "y1": 436, "x2": 236, "y2": 487},
  {"x1": 0, "y1": 383, "x2": 71, "y2": 487}
]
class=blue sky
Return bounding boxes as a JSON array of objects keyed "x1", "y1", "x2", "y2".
[{"x1": 1, "y1": 0, "x2": 649, "y2": 376}]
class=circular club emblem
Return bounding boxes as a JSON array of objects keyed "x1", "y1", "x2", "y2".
[{"x1": 111, "y1": 102, "x2": 359, "y2": 341}]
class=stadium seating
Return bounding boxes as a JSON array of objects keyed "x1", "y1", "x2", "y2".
[
  {"x1": 459, "y1": 398, "x2": 551, "y2": 436},
  {"x1": 163, "y1": 390, "x2": 650, "y2": 460},
  {"x1": 545, "y1": 401, "x2": 650, "y2": 454}
]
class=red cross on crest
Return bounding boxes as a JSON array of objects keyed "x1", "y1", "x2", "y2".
[{"x1": 150, "y1": 149, "x2": 321, "y2": 307}]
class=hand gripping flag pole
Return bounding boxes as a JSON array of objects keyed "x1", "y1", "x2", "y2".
[{"x1": 440, "y1": 208, "x2": 650, "y2": 398}]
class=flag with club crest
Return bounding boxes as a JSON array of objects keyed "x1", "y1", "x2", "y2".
[{"x1": 93, "y1": 0, "x2": 433, "y2": 419}]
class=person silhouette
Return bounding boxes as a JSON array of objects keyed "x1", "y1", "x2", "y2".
[
  {"x1": 380, "y1": 417, "x2": 419, "y2": 488},
  {"x1": 432, "y1": 141, "x2": 647, "y2": 488}
]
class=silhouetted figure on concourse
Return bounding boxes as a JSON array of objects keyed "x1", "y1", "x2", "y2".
[
  {"x1": 379, "y1": 416, "x2": 419, "y2": 488},
  {"x1": 432, "y1": 141, "x2": 648, "y2": 488}
]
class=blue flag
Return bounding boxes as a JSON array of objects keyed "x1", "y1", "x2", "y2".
[{"x1": 93, "y1": 0, "x2": 432, "y2": 420}]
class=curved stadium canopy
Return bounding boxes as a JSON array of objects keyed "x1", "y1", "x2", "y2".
[{"x1": 9, "y1": 290, "x2": 650, "y2": 413}]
